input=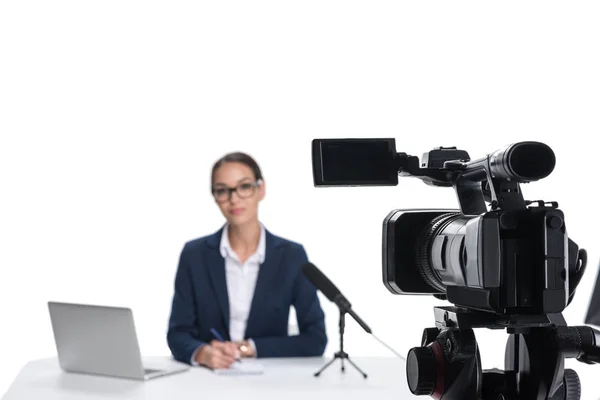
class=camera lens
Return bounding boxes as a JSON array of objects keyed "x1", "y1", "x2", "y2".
[{"x1": 415, "y1": 212, "x2": 467, "y2": 293}]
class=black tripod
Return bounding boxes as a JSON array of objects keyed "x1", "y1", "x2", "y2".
[
  {"x1": 405, "y1": 306, "x2": 600, "y2": 399},
  {"x1": 314, "y1": 309, "x2": 368, "y2": 378}
]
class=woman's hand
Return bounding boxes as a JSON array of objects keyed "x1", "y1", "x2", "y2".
[{"x1": 195, "y1": 340, "x2": 239, "y2": 369}]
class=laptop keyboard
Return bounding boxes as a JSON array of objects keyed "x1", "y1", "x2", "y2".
[{"x1": 144, "y1": 368, "x2": 162, "y2": 375}]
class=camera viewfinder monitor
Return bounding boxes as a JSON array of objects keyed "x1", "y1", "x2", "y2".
[{"x1": 312, "y1": 138, "x2": 398, "y2": 186}]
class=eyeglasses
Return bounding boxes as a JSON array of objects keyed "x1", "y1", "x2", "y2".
[{"x1": 212, "y1": 179, "x2": 262, "y2": 202}]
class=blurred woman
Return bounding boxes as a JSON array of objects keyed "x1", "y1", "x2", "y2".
[{"x1": 167, "y1": 152, "x2": 327, "y2": 369}]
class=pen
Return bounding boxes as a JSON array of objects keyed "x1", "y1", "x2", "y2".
[
  {"x1": 210, "y1": 328, "x2": 241, "y2": 362},
  {"x1": 210, "y1": 328, "x2": 225, "y2": 342}
]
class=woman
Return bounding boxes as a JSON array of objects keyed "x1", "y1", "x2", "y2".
[{"x1": 167, "y1": 152, "x2": 328, "y2": 369}]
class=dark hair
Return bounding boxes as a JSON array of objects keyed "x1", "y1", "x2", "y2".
[{"x1": 210, "y1": 152, "x2": 263, "y2": 188}]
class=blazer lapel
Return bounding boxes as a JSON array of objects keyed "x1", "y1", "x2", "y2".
[
  {"x1": 205, "y1": 229, "x2": 230, "y2": 334},
  {"x1": 245, "y1": 232, "x2": 283, "y2": 338}
]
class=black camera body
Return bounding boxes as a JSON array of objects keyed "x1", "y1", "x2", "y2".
[
  {"x1": 312, "y1": 138, "x2": 586, "y2": 316},
  {"x1": 384, "y1": 206, "x2": 576, "y2": 316},
  {"x1": 312, "y1": 138, "x2": 595, "y2": 399}
]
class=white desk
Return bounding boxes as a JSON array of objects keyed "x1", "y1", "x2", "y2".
[
  {"x1": 2, "y1": 356, "x2": 414, "y2": 400},
  {"x1": 4, "y1": 356, "x2": 599, "y2": 399}
]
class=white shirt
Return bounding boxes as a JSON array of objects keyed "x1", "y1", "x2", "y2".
[
  {"x1": 220, "y1": 223, "x2": 266, "y2": 344},
  {"x1": 191, "y1": 224, "x2": 265, "y2": 365}
]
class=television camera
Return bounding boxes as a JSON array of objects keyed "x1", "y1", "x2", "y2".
[{"x1": 311, "y1": 138, "x2": 599, "y2": 399}]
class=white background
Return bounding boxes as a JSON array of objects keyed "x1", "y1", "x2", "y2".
[{"x1": 1, "y1": 0, "x2": 599, "y2": 398}]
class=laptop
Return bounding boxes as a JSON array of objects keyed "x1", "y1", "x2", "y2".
[{"x1": 47, "y1": 301, "x2": 189, "y2": 380}]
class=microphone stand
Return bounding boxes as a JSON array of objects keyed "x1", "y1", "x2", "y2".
[{"x1": 314, "y1": 307, "x2": 368, "y2": 379}]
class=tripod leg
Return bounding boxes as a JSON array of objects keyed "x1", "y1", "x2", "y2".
[
  {"x1": 314, "y1": 356, "x2": 338, "y2": 377},
  {"x1": 341, "y1": 357, "x2": 345, "y2": 372},
  {"x1": 345, "y1": 356, "x2": 368, "y2": 379}
]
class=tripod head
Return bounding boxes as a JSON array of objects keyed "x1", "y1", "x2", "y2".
[{"x1": 406, "y1": 307, "x2": 600, "y2": 400}]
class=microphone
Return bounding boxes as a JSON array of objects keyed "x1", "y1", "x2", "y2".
[
  {"x1": 302, "y1": 261, "x2": 404, "y2": 362},
  {"x1": 301, "y1": 262, "x2": 372, "y2": 333}
]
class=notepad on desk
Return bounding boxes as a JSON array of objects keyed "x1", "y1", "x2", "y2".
[{"x1": 214, "y1": 361, "x2": 264, "y2": 376}]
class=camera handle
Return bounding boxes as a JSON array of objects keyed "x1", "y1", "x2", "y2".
[{"x1": 406, "y1": 306, "x2": 600, "y2": 400}]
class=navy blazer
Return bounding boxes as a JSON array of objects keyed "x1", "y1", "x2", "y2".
[{"x1": 167, "y1": 226, "x2": 328, "y2": 364}]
